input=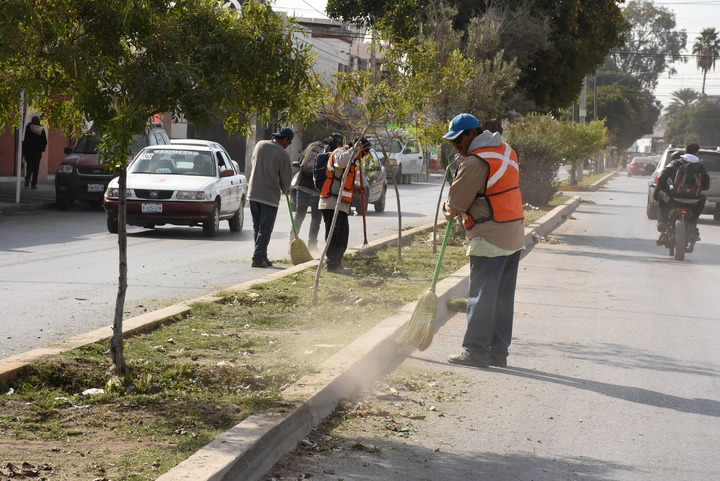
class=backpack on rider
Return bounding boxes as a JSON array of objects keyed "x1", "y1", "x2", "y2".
[{"x1": 672, "y1": 160, "x2": 703, "y2": 199}]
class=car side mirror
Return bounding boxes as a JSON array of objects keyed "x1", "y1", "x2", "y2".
[
  {"x1": 644, "y1": 163, "x2": 656, "y2": 173},
  {"x1": 648, "y1": 181, "x2": 657, "y2": 188},
  {"x1": 292, "y1": 161, "x2": 300, "y2": 167},
  {"x1": 403, "y1": 147, "x2": 411, "y2": 154},
  {"x1": 220, "y1": 169, "x2": 234, "y2": 178},
  {"x1": 64, "y1": 147, "x2": 73, "y2": 155}
]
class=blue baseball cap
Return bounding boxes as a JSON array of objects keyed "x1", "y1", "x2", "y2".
[
  {"x1": 442, "y1": 113, "x2": 481, "y2": 140},
  {"x1": 272, "y1": 127, "x2": 294, "y2": 141}
]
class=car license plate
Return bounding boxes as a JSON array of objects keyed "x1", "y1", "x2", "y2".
[
  {"x1": 87, "y1": 184, "x2": 104, "y2": 192},
  {"x1": 141, "y1": 203, "x2": 163, "y2": 213}
]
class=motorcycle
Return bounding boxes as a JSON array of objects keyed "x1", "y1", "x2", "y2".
[{"x1": 660, "y1": 205, "x2": 699, "y2": 261}]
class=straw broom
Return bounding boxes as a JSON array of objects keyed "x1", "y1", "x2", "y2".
[
  {"x1": 286, "y1": 194, "x2": 313, "y2": 265},
  {"x1": 396, "y1": 217, "x2": 455, "y2": 351}
]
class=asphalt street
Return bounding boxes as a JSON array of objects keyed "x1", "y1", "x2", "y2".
[{"x1": 260, "y1": 174, "x2": 720, "y2": 481}]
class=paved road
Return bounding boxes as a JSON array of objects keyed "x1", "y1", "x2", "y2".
[
  {"x1": 262, "y1": 174, "x2": 720, "y2": 481},
  {"x1": 0, "y1": 176, "x2": 445, "y2": 359}
]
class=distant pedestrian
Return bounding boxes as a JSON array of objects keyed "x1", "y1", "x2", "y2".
[
  {"x1": 441, "y1": 113, "x2": 524, "y2": 368},
  {"x1": 248, "y1": 127, "x2": 294, "y2": 268},
  {"x1": 292, "y1": 132, "x2": 344, "y2": 251},
  {"x1": 319, "y1": 137, "x2": 370, "y2": 275},
  {"x1": 22, "y1": 115, "x2": 47, "y2": 189}
]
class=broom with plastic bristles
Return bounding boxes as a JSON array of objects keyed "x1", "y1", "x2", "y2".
[
  {"x1": 287, "y1": 195, "x2": 313, "y2": 265},
  {"x1": 396, "y1": 216, "x2": 455, "y2": 351}
]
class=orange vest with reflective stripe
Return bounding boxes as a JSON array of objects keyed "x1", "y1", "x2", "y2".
[
  {"x1": 469, "y1": 142, "x2": 523, "y2": 223},
  {"x1": 320, "y1": 152, "x2": 356, "y2": 204}
]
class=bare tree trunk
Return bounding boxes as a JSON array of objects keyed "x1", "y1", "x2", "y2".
[
  {"x1": 386, "y1": 159, "x2": 403, "y2": 263},
  {"x1": 111, "y1": 168, "x2": 128, "y2": 376}
]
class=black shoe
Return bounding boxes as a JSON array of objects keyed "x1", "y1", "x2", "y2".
[
  {"x1": 24, "y1": 181, "x2": 29, "y2": 188},
  {"x1": 263, "y1": 259, "x2": 274, "y2": 267},
  {"x1": 251, "y1": 260, "x2": 269, "y2": 268},
  {"x1": 447, "y1": 352, "x2": 490, "y2": 368},
  {"x1": 328, "y1": 265, "x2": 353, "y2": 276},
  {"x1": 31, "y1": 185, "x2": 37, "y2": 189}
]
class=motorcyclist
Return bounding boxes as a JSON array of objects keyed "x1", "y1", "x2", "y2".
[{"x1": 652, "y1": 143, "x2": 709, "y2": 246}]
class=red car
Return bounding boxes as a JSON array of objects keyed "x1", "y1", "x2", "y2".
[{"x1": 627, "y1": 155, "x2": 658, "y2": 176}]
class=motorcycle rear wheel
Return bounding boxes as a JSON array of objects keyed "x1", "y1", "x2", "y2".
[{"x1": 674, "y1": 218, "x2": 686, "y2": 261}]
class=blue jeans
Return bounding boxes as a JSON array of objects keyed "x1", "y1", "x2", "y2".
[
  {"x1": 463, "y1": 251, "x2": 521, "y2": 362},
  {"x1": 250, "y1": 200, "x2": 278, "y2": 263}
]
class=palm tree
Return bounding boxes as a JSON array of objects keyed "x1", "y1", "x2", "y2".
[
  {"x1": 692, "y1": 27, "x2": 720, "y2": 96},
  {"x1": 664, "y1": 88, "x2": 699, "y2": 119}
]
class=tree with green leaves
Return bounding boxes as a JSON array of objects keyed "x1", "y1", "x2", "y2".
[
  {"x1": 561, "y1": 120, "x2": 608, "y2": 185},
  {"x1": 326, "y1": 0, "x2": 628, "y2": 113},
  {"x1": 610, "y1": 0, "x2": 687, "y2": 90},
  {"x1": 505, "y1": 114, "x2": 566, "y2": 206},
  {"x1": 322, "y1": 23, "x2": 469, "y2": 268},
  {"x1": 665, "y1": 100, "x2": 720, "y2": 146},
  {"x1": 0, "y1": 0, "x2": 322, "y2": 377},
  {"x1": 588, "y1": 66, "x2": 661, "y2": 152},
  {"x1": 664, "y1": 88, "x2": 699, "y2": 120},
  {"x1": 692, "y1": 27, "x2": 720, "y2": 96}
]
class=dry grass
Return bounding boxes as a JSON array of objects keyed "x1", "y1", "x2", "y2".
[{"x1": 0, "y1": 228, "x2": 469, "y2": 481}]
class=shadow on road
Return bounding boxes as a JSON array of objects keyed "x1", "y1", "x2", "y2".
[{"x1": 502, "y1": 365, "x2": 720, "y2": 418}]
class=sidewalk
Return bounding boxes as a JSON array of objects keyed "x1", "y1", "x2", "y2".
[{"x1": 0, "y1": 175, "x2": 56, "y2": 214}]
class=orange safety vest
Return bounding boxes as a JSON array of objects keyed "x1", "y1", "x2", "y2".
[
  {"x1": 320, "y1": 152, "x2": 356, "y2": 204},
  {"x1": 468, "y1": 142, "x2": 523, "y2": 224}
]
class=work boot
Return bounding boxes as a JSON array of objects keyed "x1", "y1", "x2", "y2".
[
  {"x1": 447, "y1": 351, "x2": 491, "y2": 368},
  {"x1": 327, "y1": 264, "x2": 353, "y2": 276}
]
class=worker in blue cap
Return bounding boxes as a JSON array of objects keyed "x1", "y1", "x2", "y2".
[{"x1": 441, "y1": 113, "x2": 524, "y2": 369}]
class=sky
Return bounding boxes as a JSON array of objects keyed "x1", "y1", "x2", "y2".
[{"x1": 273, "y1": 0, "x2": 720, "y2": 109}]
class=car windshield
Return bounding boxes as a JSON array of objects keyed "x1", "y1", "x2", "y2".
[
  {"x1": 74, "y1": 134, "x2": 101, "y2": 154},
  {"x1": 129, "y1": 149, "x2": 217, "y2": 177},
  {"x1": 370, "y1": 139, "x2": 403, "y2": 154},
  {"x1": 699, "y1": 152, "x2": 720, "y2": 171}
]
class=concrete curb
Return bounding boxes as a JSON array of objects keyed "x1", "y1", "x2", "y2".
[
  {"x1": 0, "y1": 201, "x2": 56, "y2": 215},
  {"x1": 0, "y1": 194, "x2": 585, "y2": 481}
]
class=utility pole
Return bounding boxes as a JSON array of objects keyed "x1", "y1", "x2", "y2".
[{"x1": 578, "y1": 77, "x2": 587, "y2": 181}]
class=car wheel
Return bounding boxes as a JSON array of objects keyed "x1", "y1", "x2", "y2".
[
  {"x1": 393, "y1": 165, "x2": 403, "y2": 185},
  {"x1": 107, "y1": 216, "x2": 119, "y2": 234},
  {"x1": 405, "y1": 174, "x2": 412, "y2": 184},
  {"x1": 203, "y1": 202, "x2": 220, "y2": 237},
  {"x1": 374, "y1": 185, "x2": 386, "y2": 212},
  {"x1": 229, "y1": 201, "x2": 244, "y2": 232},
  {"x1": 56, "y1": 196, "x2": 74, "y2": 211}
]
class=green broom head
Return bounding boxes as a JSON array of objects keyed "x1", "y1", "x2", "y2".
[
  {"x1": 396, "y1": 289, "x2": 438, "y2": 351},
  {"x1": 290, "y1": 238, "x2": 314, "y2": 265}
]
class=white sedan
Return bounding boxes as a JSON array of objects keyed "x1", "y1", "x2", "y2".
[{"x1": 104, "y1": 142, "x2": 247, "y2": 237}]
